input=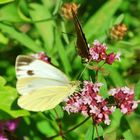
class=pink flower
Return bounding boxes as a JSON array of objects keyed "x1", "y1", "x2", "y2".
[
  {"x1": 64, "y1": 81, "x2": 115, "y2": 125},
  {"x1": 89, "y1": 40, "x2": 107, "y2": 62},
  {"x1": 32, "y1": 52, "x2": 51, "y2": 63},
  {"x1": 115, "y1": 52, "x2": 121, "y2": 61},
  {"x1": 0, "y1": 134, "x2": 8, "y2": 140},
  {"x1": 0, "y1": 118, "x2": 20, "y2": 140},
  {"x1": 106, "y1": 53, "x2": 116, "y2": 64},
  {"x1": 109, "y1": 87, "x2": 138, "y2": 114},
  {"x1": 89, "y1": 40, "x2": 121, "y2": 65},
  {"x1": 5, "y1": 119, "x2": 20, "y2": 132}
]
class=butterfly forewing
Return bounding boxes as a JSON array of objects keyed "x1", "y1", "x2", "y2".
[
  {"x1": 72, "y1": 9, "x2": 90, "y2": 59},
  {"x1": 16, "y1": 55, "x2": 69, "y2": 83},
  {"x1": 15, "y1": 55, "x2": 79, "y2": 111}
]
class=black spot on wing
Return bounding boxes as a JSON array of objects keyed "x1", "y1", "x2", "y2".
[{"x1": 27, "y1": 70, "x2": 34, "y2": 76}]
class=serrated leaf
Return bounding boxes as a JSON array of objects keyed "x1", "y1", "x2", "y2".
[{"x1": 85, "y1": 125, "x2": 94, "y2": 140}]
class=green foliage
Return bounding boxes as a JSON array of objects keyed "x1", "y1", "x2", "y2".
[
  {"x1": 0, "y1": 0, "x2": 140, "y2": 139},
  {"x1": 0, "y1": 76, "x2": 29, "y2": 119},
  {"x1": 0, "y1": 0, "x2": 14, "y2": 5},
  {"x1": 85, "y1": 125, "x2": 94, "y2": 140},
  {"x1": 134, "y1": 80, "x2": 140, "y2": 100}
]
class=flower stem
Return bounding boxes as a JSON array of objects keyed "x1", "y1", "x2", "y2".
[
  {"x1": 47, "y1": 117, "x2": 90, "y2": 139},
  {"x1": 95, "y1": 124, "x2": 100, "y2": 140},
  {"x1": 54, "y1": 109, "x2": 64, "y2": 140}
]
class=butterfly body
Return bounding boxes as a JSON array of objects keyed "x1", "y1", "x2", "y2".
[{"x1": 16, "y1": 55, "x2": 78, "y2": 111}]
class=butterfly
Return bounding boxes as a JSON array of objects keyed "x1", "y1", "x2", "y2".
[
  {"x1": 71, "y1": 9, "x2": 90, "y2": 60},
  {"x1": 15, "y1": 55, "x2": 79, "y2": 112}
]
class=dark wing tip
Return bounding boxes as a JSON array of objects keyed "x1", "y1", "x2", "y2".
[{"x1": 16, "y1": 55, "x2": 34, "y2": 67}]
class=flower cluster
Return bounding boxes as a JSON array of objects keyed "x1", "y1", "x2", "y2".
[
  {"x1": 89, "y1": 40, "x2": 121, "y2": 64},
  {"x1": 109, "y1": 87, "x2": 138, "y2": 114},
  {"x1": 0, "y1": 118, "x2": 20, "y2": 140},
  {"x1": 64, "y1": 81, "x2": 115, "y2": 125},
  {"x1": 32, "y1": 52, "x2": 51, "y2": 63}
]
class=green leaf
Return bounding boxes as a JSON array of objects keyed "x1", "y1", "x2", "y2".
[
  {"x1": 97, "y1": 72, "x2": 108, "y2": 98},
  {"x1": 114, "y1": 14, "x2": 124, "y2": 25},
  {"x1": 29, "y1": 3, "x2": 55, "y2": 52},
  {"x1": 123, "y1": 129, "x2": 134, "y2": 140},
  {"x1": 55, "y1": 30, "x2": 71, "y2": 74},
  {"x1": 104, "y1": 65, "x2": 126, "y2": 86},
  {"x1": 104, "y1": 131, "x2": 117, "y2": 140},
  {"x1": 84, "y1": 0, "x2": 122, "y2": 40},
  {"x1": 0, "y1": 23, "x2": 42, "y2": 52},
  {"x1": 105, "y1": 109, "x2": 122, "y2": 134},
  {"x1": 48, "y1": 105, "x2": 64, "y2": 120},
  {"x1": 36, "y1": 120, "x2": 57, "y2": 136},
  {"x1": 0, "y1": 86, "x2": 30, "y2": 119},
  {"x1": 0, "y1": 3, "x2": 22, "y2": 22},
  {"x1": 85, "y1": 125, "x2": 94, "y2": 140},
  {"x1": 0, "y1": 76, "x2": 6, "y2": 86},
  {"x1": 52, "y1": 0, "x2": 62, "y2": 15},
  {"x1": 120, "y1": 116, "x2": 130, "y2": 132},
  {"x1": 134, "y1": 79, "x2": 140, "y2": 100},
  {"x1": 17, "y1": 0, "x2": 31, "y2": 22},
  {"x1": 0, "y1": 0, "x2": 14, "y2": 4}
]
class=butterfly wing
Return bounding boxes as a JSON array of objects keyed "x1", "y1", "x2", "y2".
[
  {"x1": 72, "y1": 9, "x2": 90, "y2": 59},
  {"x1": 16, "y1": 55, "x2": 69, "y2": 82},
  {"x1": 15, "y1": 55, "x2": 78, "y2": 111},
  {"x1": 16, "y1": 77, "x2": 70, "y2": 95},
  {"x1": 18, "y1": 84, "x2": 77, "y2": 111}
]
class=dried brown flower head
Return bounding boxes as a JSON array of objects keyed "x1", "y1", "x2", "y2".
[
  {"x1": 61, "y1": 3, "x2": 79, "y2": 19},
  {"x1": 110, "y1": 23, "x2": 127, "y2": 40}
]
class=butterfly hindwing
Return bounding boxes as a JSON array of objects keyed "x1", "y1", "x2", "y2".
[{"x1": 18, "y1": 85, "x2": 76, "y2": 111}]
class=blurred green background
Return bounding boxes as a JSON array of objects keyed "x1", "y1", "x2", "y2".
[{"x1": 0, "y1": 0, "x2": 140, "y2": 139}]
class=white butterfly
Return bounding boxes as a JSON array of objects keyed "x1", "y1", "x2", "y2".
[{"x1": 15, "y1": 55, "x2": 79, "y2": 112}]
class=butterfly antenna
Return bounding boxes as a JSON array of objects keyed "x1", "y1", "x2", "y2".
[{"x1": 61, "y1": 31, "x2": 75, "y2": 37}]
